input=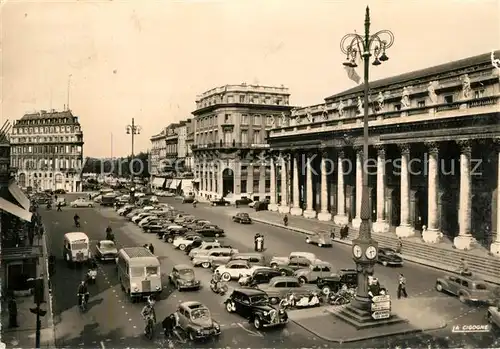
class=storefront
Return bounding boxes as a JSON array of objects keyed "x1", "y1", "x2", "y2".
[
  {"x1": 180, "y1": 180, "x2": 194, "y2": 196},
  {"x1": 168, "y1": 179, "x2": 181, "y2": 193},
  {"x1": 151, "y1": 177, "x2": 166, "y2": 189}
]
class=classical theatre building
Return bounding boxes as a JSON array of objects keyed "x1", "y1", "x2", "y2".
[
  {"x1": 192, "y1": 84, "x2": 293, "y2": 201},
  {"x1": 265, "y1": 51, "x2": 500, "y2": 254}
]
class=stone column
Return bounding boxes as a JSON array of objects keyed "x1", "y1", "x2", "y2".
[
  {"x1": 373, "y1": 145, "x2": 390, "y2": 233},
  {"x1": 351, "y1": 148, "x2": 363, "y2": 229},
  {"x1": 268, "y1": 154, "x2": 278, "y2": 211},
  {"x1": 332, "y1": 150, "x2": 347, "y2": 225},
  {"x1": 278, "y1": 152, "x2": 290, "y2": 214},
  {"x1": 290, "y1": 153, "x2": 303, "y2": 216},
  {"x1": 211, "y1": 162, "x2": 217, "y2": 196},
  {"x1": 318, "y1": 150, "x2": 332, "y2": 221},
  {"x1": 259, "y1": 164, "x2": 266, "y2": 199},
  {"x1": 491, "y1": 140, "x2": 500, "y2": 256},
  {"x1": 303, "y1": 152, "x2": 317, "y2": 218},
  {"x1": 234, "y1": 161, "x2": 241, "y2": 195},
  {"x1": 454, "y1": 140, "x2": 474, "y2": 250},
  {"x1": 395, "y1": 144, "x2": 415, "y2": 237},
  {"x1": 423, "y1": 142, "x2": 443, "y2": 243},
  {"x1": 200, "y1": 159, "x2": 205, "y2": 192},
  {"x1": 246, "y1": 164, "x2": 254, "y2": 198}
]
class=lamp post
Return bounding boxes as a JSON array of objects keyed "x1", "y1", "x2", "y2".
[
  {"x1": 340, "y1": 7, "x2": 394, "y2": 314},
  {"x1": 126, "y1": 118, "x2": 142, "y2": 199}
]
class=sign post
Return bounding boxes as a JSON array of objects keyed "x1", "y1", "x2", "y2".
[{"x1": 371, "y1": 294, "x2": 391, "y2": 320}]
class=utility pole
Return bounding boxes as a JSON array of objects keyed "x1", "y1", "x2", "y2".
[
  {"x1": 28, "y1": 277, "x2": 47, "y2": 349},
  {"x1": 126, "y1": 118, "x2": 141, "y2": 201}
]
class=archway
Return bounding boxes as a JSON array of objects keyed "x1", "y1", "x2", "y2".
[
  {"x1": 18, "y1": 173, "x2": 26, "y2": 188},
  {"x1": 440, "y1": 190, "x2": 459, "y2": 239},
  {"x1": 55, "y1": 174, "x2": 64, "y2": 190},
  {"x1": 390, "y1": 187, "x2": 401, "y2": 227},
  {"x1": 471, "y1": 191, "x2": 492, "y2": 247},
  {"x1": 222, "y1": 168, "x2": 234, "y2": 197},
  {"x1": 414, "y1": 189, "x2": 427, "y2": 231}
]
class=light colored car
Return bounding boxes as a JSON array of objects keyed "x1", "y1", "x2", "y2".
[
  {"x1": 95, "y1": 240, "x2": 118, "y2": 261},
  {"x1": 435, "y1": 272, "x2": 490, "y2": 303},
  {"x1": 117, "y1": 204, "x2": 134, "y2": 215},
  {"x1": 174, "y1": 301, "x2": 221, "y2": 341},
  {"x1": 70, "y1": 198, "x2": 94, "y2": 208},
  {"x1": 93, "y1": 195, "x2": 103, "y2": 203},
  {"x1": 189, "y1": 241, "x2": 222, "y2": 259},
  {"x1": 487, "y1": 306, "x2": 500, "y2": 329},
  {"x1": 169, "y1": 264, "x2": 201, "y2": 291},
  {"x1": 248, "y1": 201, "x2": 257, "y2": 208},
  {"x1": 132, "y1": 212, "x2": 153, "y2": 223},
  {"x1": 270, "y1": 252, "x2": 318, "y2": 269},
  {"x1": 305, "y1": 232, "x2": 333, "y2": 247},
  {"x1": 138, "y1": 215, "x2": 159, "y2": 227},
  {"x1": 56, "y1": 197, "x2": 67, "y2": 206},
  {"x1": 293, "y1": 261, "x2": 333, "y2": 284},
  {"x1": 173, "y1": 234, "x2": 202, "y2": 251},
  {"x1": 167, "y1": 224, "x2": 185, "y2": 231},
  {"x1": 215, "y1": 260, "x2": 262, "y2": 281},
  {"x1": 258, "y1": 276, "x2": 317, "y2": 304},
  {"x1": 192, "y1": 248, "x2": 238, "y2": 269},
  {"x1": 150, "y1": 195, "x2": 159, "y2": 204},
  {"x1": 134, "y1": 192, "x2": 146, "y2": 198}
]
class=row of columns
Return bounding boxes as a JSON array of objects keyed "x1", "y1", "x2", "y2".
[{"x1": 267, "y1": 140, "x2": 500, "y2": 254}]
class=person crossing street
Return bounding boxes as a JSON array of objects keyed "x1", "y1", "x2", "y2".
[{"x1": 397, "y1": 273, "x2": 408, "y2": 299}]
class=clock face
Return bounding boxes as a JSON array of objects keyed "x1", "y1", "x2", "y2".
[
  {"x1": 365, "y1": 246, "x2": 377, "y2": 260},
  {"x1": 352, "y1": 245, "x2": 362, "y2": 258}
]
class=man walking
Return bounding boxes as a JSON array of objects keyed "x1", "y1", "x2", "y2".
[{"x1": 397, "y1": 273, "x2": 408, "y2": 299}]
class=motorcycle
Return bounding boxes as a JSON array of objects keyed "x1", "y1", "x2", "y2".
[
  {"x1": 279, "y1": 294, "x2": 295, "y2": 310},
  {"x1": 46, "y1": 202, "x2": 52, "y2": 210},
  {"x1": 295, "y1": 293, "x2": 321, "y2": 308},
  {"x1": 74, "y1": 220, "x2": 80, "y2": 228},
  {"x1": 328, "y1": 289, "x2": 355, "y2": 305},
  {"x1": 210, "y1": 280, "x2": 228, "y2": 295},
  {"x1": 86, "y1": 269, "x2": 97, "y2": 284},
  {"x1": 193, "y1": 201, "x2": 197, "y2": 208},
  {"x1": 78, "y1": 292, "x2": 89, "y2": 312}
]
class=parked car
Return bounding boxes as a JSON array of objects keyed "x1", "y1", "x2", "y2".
[
  {"x1": 174, "y1": 301, "x2": 221, "y2": 341},
  {"x1": 54, "y1": 189, "x2": 66, "y2": 194},
  {"x1": 238, "y1": 267, "x2": 282, "y2": 287},
  {"x1": 117, "y1": 204, "x2": 134, "y2": 215},
  {"x1": 169, "y1": 264, "x2": 201, "y2": 291},
  {"x1": 70, "y1": 198, "x2": 94, "y2": 208},
  {"x1": 150, "y1": 195, "x2": 159, "y2": 204},
  {"x1": 230, "y1": 252, "x2": 266, "y2": 266},
  {"x1": 377, "y1": 247, "x2": 404, "y2": 267},
  {"x1": 294, "y1": 261, "x2": 334, "y2": 284},
  {"x1": 235, "y1": 197, "x2": 253, "y2": 206},
  {"x1": 270, "y1": 252, "x2": 317, "y2": 270},
  {"x1": 257, "y1": 276, "x2": 317, "y2": 304},
  {"x1": 254, "y1": 201, "x2": 269, "y2": 211},
  {"x1": 189, "y1": 241, "x2": 222, "y2": 259},
  {"x1": 194, "y1": 226, "x2": 225, "y2": 238},
  {"x1": 435, "y1": 272, "x2": 490, "y2": 303},
  {"x1": 144, "y1": 223, "x2": 167, "y2": 234},
  {"x1": 173, "y1": 234, "x2": 203, "y2": 251},
  {"x1": 192, "y1": 248, "x2": 238, "y2": 269},
  {"x1": 224, "y1": 288, "x2": 288, "y2": 329},
  {"x1": 163, "y1": 227, "x2": 188, "y2": 243},
  {"x1": 95, "y1": 240, "x2": 118, "y2": 261},
  {"x1": 232, "y1": 212, "x2": 252, "y2": 224},
  {"x1": 305, "y1": 231, "x2": 333, "y2": 247},
  {"x1": 184, "y1": 237, "x2": 218, "y2": 254},
  {"x1": 210, "y1": 197, "x2": 230, "y2": 206},
  {"x1": 214, "y1": 260, "x2": 261, "y2": 281},
  {"x1": 316, "y1": 268, "x2": 358, "y2": 295}
]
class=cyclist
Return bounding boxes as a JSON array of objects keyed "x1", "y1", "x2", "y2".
[{"x1": 141, "y1": 296, "x2": 156, "y2": 335}]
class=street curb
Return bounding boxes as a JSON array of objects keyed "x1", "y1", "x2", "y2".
[
  {"x1": 251, "y1": 217, "x2": 500, "y2": 286},
  {"x1": 40, "y1": 225, "x2": 56, "y2": 348}
]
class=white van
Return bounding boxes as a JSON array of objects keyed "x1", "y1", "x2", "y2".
[
  {"x1": 63, "y1": 232, "x2": 91, "y2": 266},
  {"x1": 116, "y1": 247, "x2": 162, "y2": 301}
]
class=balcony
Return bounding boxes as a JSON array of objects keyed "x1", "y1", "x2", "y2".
[{"x1": 192, "y1": 142, "x2": 270, "y2": 151}]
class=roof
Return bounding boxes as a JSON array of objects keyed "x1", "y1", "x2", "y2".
[
  {"x1": 180, "y1": 301, "x2": 206, "y2": 309},
  {"x1": 18, "y1": 110, "x2": 75, "y2": 121},
  {"x1": 99, "y1": 240, "x2": 115, "y2": 244},
  {"x1": 64, "y1": 232, "x2": 89, "y2": 240},
  {"x1": 269, "y1": 276, "x2": 298, "y2": 282},
  {"x1": 234, "y1": 288, "x2": 267, "y2": 296},
  {"x1": 174, "y1": 264, "x2": 192, "y2": 270},
  {"x1": 121, "y1": 247, "x2": 155, "y2": 259},
  {"x1": 326, "y1": 50, "x2": 500, "y2": 100}
]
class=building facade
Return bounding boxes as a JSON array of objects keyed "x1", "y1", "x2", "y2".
[
  {"x1": 150, "y1": 127, "x2": 167, "y2": 187},
  {"x1": 10, "y1": 110, "x2": 84, "y2": 192},
  {"x1": 176, "y1": 120, "x2": 192, "y2": 172},
  {"x1": 192, "y1": 84, "x2": 293, "y2": 201},
  {"x1": 264, "y1": 51, "x2": 500, "y2": 254},
  {"x1": 185, "y1": 120, "x2": 194, "y2": 172}
]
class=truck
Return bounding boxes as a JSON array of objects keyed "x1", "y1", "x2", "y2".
[{"x1": 100, "y1": 194, "x2": 117, "y2": 207}]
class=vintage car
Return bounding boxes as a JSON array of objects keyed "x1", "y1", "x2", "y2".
[
  {"x1": 54, "y1": 189, "x2": 66, "y2": 194},
  {"x1": 138, "y1": 216, "x2": 160, "y2": 227},
  {"x1": 316, "y1": 268, "x2": 358, "y2": 295},
  {"x1": 193, "y1": 226, "x2": 225, "y2": 238},
  {"x1": 232, "y1": 212, "x2": 252, "y2": 224},
  {"x1": 257, "y1": 276, "x2": 317, "y2": 304},
  {"x1": 214, "y1": 260, "x2": 262, "y2": 281},
  {"x1": 184, "y1": 238, "x2": 218, "y2": 254},
  {"x1": 189, "y1": 241, "x2": 222, "y2": 259},
  {"x1": 294, "y1": 261, "x2": 334, "y2": 284},
  {"x1": 173, "y1": 234, "x2": 203, "y2": 251},
  {"x1": 174, "y1": 301, "x2": 221, "y2": 341},
  {"x1": 95, "y1": 240, "x2": 118, "y2": 261},
  {"x1": 131, "y1": 212, "x2": 152, "y2": 223},
  {"x1": 163, "y1": 226, "x2": 188, "y2": 243},
  {"x1": 487, "y1": 306, "x2": 500, "y2": 329},
  {"x1": 192, "y1": 248, "x2": 238, "y2": 269},
  {"x1": 377, "y1": 247, "x2": 404, "y2": 267},
  {"x1": 117, "y1": 204, "x2": 135, "y2": 215},
  {"x1": 149, "y1": 195, "x2": 159, "y2": 204},
  {"x1": 238, "y1": 267, "x2": 283, "y2": 287},
  {"x1": 70, "y1": 198, "x2": 94, "y2": 208},
  {"x1": 63, "y1": 232, "x2": 91, "y2": 265},
  {"x1": 225, "y1": 288, "x2": 288, "y2": 329},
  {"x1": 169, "y1": 264, "x2": 201, "y2": 291},
  {"x1": 230, "y1": 252, "x2": 266, "y2": 266},
  {"x1": 56, "y1": 197, "x2": 67, "y2": 207},
  {"x1": 435, "y1": 272, "x2": 490, "y2": 303},
  {"x1": 211, "y1": 197, "x2": 230, "y2": 206},
  {"x1": 305, "y1": 232, "x2": 333, "y2": 247},
  {"x1": 235, "y1": 197, "x2": 254, "y2": 206},
  {"x1": 270, "y1": 252, "x2": 318, "y2": 270},
  {"x1": 182, "y1": 195, "x2": 196, "y2": 204},
  {"x1": 143, "y1": 223, "x2": 167, "y2": 234}
]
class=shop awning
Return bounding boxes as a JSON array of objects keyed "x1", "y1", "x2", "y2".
[
  {"x1": 8, "y1": 181, "x2": 30, "y2": 210},
  {"x1": 180, "y1": 180, "x2": 194, "y2": 193},
  {"x1": 165, "y1": 179, "x2": 173, "y2": 188},
  {"x1": 2, "y1": 246, "x2": 42, "y2": 261},
  {"x1": 0, "y1": 197, "x2": 33, "y2": 222},
  {"x1": 192, "y1": 178, "x2": 200, "y2": 183},
  {"x1": 169, "y1": 179, "x2": 180, "y2": 189},
  {"x1": 152, "y1": 177, "x2": 165, "y2": 186}
]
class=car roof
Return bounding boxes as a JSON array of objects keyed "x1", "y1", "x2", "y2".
[
  {"x1": 64, "y1": 232, "x2": 89, "y2": 241},
  {"x1": 312, "y1": 261, "x2": 332, "y2": 266},
  {"x1": 99, "y1": 240, "x2": 115, "y2": 244},
  {"x1": 232, "y1": 252, "x2": 264, "y2": 258},
  {"x1": 174, "y1": 264, "x2": 193, "y2": 270},
  {"x1": 234, "y1": 288, "x2": 267, "y2": 296},
  {"x1": 447, "y1": 272, "x2": 484, "y2": 282},
  {"x1": 180, "y1": 301, "x2": 207, "y2": 310},
  {"x1": 269, "y1": 276, "x2": 298, "y2": 283}
]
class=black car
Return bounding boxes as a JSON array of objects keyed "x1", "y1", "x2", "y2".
[
  {"x1": 35, "y1": 195, "x2": 51, "y2": 205},
  {"x1": 238, "y1": 268, "x2": 282, "y2": 287},
  {"x1": 211, "y1": 198, "x2": 230, "y2": 206},
  {"x1": 54, "y1": 189, "x2": 66, "y2": 194},
  {"x1": 316, "y1": 268, "x2": 358, "y2": 295},
  {"x1": 184, "y1": 237, "x2": 218, "y2": 254},
  {"x1": 224, "y1": 288, "x2": 288, "y2": 330},
  {"x1": 377, "y1": 247, "x2": 404, "y2": 267},
  {"x1": 254, "y1": 201, "x2": 269, "y2": 211},
  {"x1": 163, "y1": 228, "x2": 188, "y2": 243},
  {"x1": 194, "y1": 226, "x2": 225, "y2": 238},
  {"x1": 144, "y1": 224, "x2": 167, "y2": 234},
  {"x1": 235, "y1": 197, "x2": 253, "y2": 206},
  {"x1": 232, "y1": 212, "x2": 252, "y2": 224}
]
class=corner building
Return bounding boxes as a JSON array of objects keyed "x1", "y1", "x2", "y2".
[
  {"x1": 266, "y1": 51, "x2": 500, "y2": 254},
  {"x1": 10, "y1": 110, "x2": 84, "y2": 192},
  {"x1": 192, "y1": 84, "x2": 293, "y2": 201}
]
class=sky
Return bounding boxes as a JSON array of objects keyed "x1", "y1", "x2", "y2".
[{"x1": 1, "y1": 0, "x2": 499, "y2": 157}]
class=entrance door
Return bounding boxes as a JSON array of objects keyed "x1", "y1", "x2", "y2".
[{"x1": 222, "y1": 168, "x2": 234, "y2": 196}]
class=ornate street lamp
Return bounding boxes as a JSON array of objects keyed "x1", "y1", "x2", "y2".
[
  {"x1": 339, "y1": 7, "x2": 394, "y2": 320},
  {"x1": 126, "y1": 118, "x2": 142, "y2": 200}
]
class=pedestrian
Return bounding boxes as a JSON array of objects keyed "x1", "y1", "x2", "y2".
[
  {"x1": 88, "y1": 193, "x2": 92, "y2": 200},
  {"x1": 397, "y1": 273, "x2": 408, "y2": 299},
  {"x1": 459, "y1": 258, "x2": 469, "y2": 274},
  {"x1": 341, "y1": 224, "x2": 349, "y2": 240},
  {"x1": 283, "y1": 214, "x2": 288, "y2": 227},
  {"x1": 8, "y1": 292, "x2": 18, "y2": 328},
  {"x1": 254, "y1": 234, "x2": 259, "y2": 252},
  {"x1": 256, "y1": 235, "x2": 264, "y2": 252},
  {"x1": 148, "y1": 243, "x2": 154, "y2": 254},
  {"x1": 57, "y1": 202, "x2": 62, "y2": 211},
  {"x1": 54, "y1": 195, "x2": 58, "y2": 202},
  {"x1": 48, "y1": 254, "x2": 56, "y2": 277},
  {"x1": 396, "y1": 237, "x2": 403, "y2": 254}
]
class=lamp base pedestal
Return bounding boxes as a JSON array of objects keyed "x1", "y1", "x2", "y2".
[
  {"x1": 317, "y1": 212, "x2": 332, "y2": 222},
  {"x1": 490, "y1": 241, "x2": 500, "y2": 256},
  {"x1": 395, "y1": 225, "x2": 415, "y2": 238},
  {"x1": 453, "y1": 234, "x2": 474, "y2": 251},
  {"x1": 290, "y1": 207, "x2": 303, "y2": 216},
  {"x1": 422, "y1": 229, "x2": 443, "y2": 244},
  {"x1": 332, "y1": 302, "x2": 407, "y2": 330},
  {"x1": 351, "y1": 218, "x2": 362, "y2": 230},
  {"x1": 334, "y1": 214, "x2": 349, "y2": 226},
  {"x1": 372, "y1": 220, "x2": 390, "y2": 233},
  {"x1": 303, "y1": 210, "x2": 317, "y2": 219},
  {"x1": 278, "y1": 205, "x2": 290, "y2": 214}
]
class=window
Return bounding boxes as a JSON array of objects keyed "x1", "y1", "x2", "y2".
[
  {"x1": 287, "y1": 281, "x2": 300, "y2": 288},
  {"x1": 253, "y1": 115, "x2": 261, "y2": 125},
  {"x1": 252, "y1": 95, "x2": 259, "y2": 103},
  {"x1": 28, "y1": 146, "x2": 32, "y2": 153},
  {"x1": 461, "y1": 280, "x2": 469, "y2": 287},
  {"x1": 241, "y1": 114, "x2": 248, "y2": 124},
  {"x1": 224, "y1": 114, "x2": 231, "y2": 123},
  {"x1": 417, "y1": 100, "x2": 425, "y2": 108},
  {"x1": 34, "y1": 127, "x2": 38, "y2": 133},
  {"x1": 240, "y1": 180, "x2": 247, "y2": 192},
  {"x1": 312, "y1": 266, "x2": 322, "y2": 272},
  {"x1": 444, "y1": 95, "x2": 453, "y2": 104},
  {"x1": 146, "y1": 266, "x2": 158, "y2": 276},
  {"x1": 274, "y1": 282, "x2": 286, "y2": 288},
  {"x1": 474, "y1": 90, "x2": 485, "y2": 99},
  {"x1": 55, "y1": 126, "x2": 59, "y2": 133},
  {"x1": 241, "y1": 131, "x2": 248, "y2": 144},
  {"x1": 227, "y1": 95, "x2": 234, "y2": 103},
  {"x1": 130, "y1": 267, "x2": 144, "y2": 277},
  {"x1": 239, "y1": 95, "x2": 245, "y2": 103},
  {"x1": 276, "y1": 98, "x2": 282, "y2": 105},
  {"x1": 265, "y1": 96, "x2": 271, "y2": 104},
  {"x1": 253, "y1": 131, "x2": 260, "y2": 144}
]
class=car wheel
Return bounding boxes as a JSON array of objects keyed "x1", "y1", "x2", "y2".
[
  {"x1": 215, "y1": 233, "x2": 220, "y2": 238},
  {"x1": 225, "y1": 301, "x2": 234, "y2": 313},
  {"x1": 179, "y1": 244, "x2": 187, "y2": 251},
  {"x1": 305, "y1": 238, "x2": 311, "y2": 244},
  {"x1": 201, "y1": 262, "x2": 211, "y2": 269},
  {"x1": 225, "y1": 203, "x2": 229, "y2": 206},
  {"x1": 269, "y1": 297, "x2": 279, "y2": 305},
  {"x1": 221, "y1": 272, "x2": 231, "y2": 282},
  {"x1": 318, "y1": 243, "x2": 323, "y2": 247},
  {"x1": 435, "y1": 282, "x2": 443, "y2": 292},
  {"x1": 458, "y1": 293, "x2": 467, "y2": 303},
  {"x1": 271, "y1": 263, "x2": 278, "y2": 269},
  {"x1": 382, "y1": 261, "x2": 388, "y2": 267},
  {"x1": 146, "y1": 229, "x2": 151, "y2": 233},
  {"x1": 322, "y1": 286, "x2": 332, "y2": 295},
  {"x1": 253, "y1": 317, "x2": 262, "y2": 330},
  {"x1": 88, "y1": 204, "x2": 93, "y2": 208},
  {"x1": 298, "y1": 276, "x2": 307, "y2": 284},
  {"x1": 167, "y1": 237, "x2": 174, "y2": 243},
  {"x1": 176, "y1": 284, "x2": 182, "y2": 291}
]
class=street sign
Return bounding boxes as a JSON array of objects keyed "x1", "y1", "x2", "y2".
[
  {"x1": 371, "y1": 301, "x2": 391, "y2": 311},
  {"x1": 372, "y1": 310, "x2": 390, "y2": 319},
  {"x1": 372, "y1": 295, "x2": 390, "y2": 302}
]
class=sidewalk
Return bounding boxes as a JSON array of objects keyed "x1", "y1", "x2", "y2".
[
  {"x1": 1, "y1": 230, "x2": 55, "y2": 348},
  {"x1": 245, "y1": 209, "x2": 500, "y2": 285}
]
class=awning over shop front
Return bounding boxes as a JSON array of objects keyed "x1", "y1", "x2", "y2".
[
  {"x1": 165, "y1": 179, "x2": 173, "y2": 188},
  {"x1": 169, "y1": 179, "x2": 180, "y2": 189},
  {"x1": 2, "y1": 246, "x2": 42, "y2": 261},
  {"x1": 180, "y1": 180, "x2": 194, "y2": 194},
  {"x1": 8, "y1": 181, "x2": 30, "y2": 210},
  {"x1": 152, "y1": 177, "x2": 165, "y2": 187},
  {"x1": 0, "y1": 197, "x2": 33, "y2": 222}
]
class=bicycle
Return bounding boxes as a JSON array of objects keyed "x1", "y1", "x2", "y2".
[{"x1": 144, "y1": 315, "x2": 155, "y2": 340}]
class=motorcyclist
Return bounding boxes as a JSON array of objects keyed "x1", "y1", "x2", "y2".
[
  {"x1": 77, "y1": 280, "x2": 89, "y2": 306},
  {"x1": 193, "y1": 200, "x2": 197, "y2": 208},
  {"x1": 88, "y1": 258, "x2": 98, "y2": 271},
  {"x1": 105, "y1": 226, "x2": 114, "y2": 241},
  {"x1": 73, "y1": 214, "x2": 80, "y2": 227},
  {"x1": 141, "y1": 297, "x2": 156, "y2": 333},
  {"x1": 211, "y1": 270, "x2": 224, "y2": 292}
]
